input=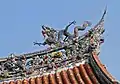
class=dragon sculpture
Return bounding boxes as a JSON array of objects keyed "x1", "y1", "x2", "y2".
[{"x1": 0, "y1": 9, "x2": 106, "y2": 82}]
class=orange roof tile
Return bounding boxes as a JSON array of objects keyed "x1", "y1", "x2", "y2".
[{"x1": 1, "y1": 53, "x2": 119, "y2": 84}]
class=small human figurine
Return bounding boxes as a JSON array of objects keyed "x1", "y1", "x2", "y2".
[
  {"x1": 4, "y1": 53, "x2": 17, "y2": 72},
  {"x1": 0, "y1": 65, "x2": 2, "y2": 75}
]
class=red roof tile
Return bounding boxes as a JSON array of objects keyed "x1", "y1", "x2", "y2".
[
  {"x1": 1, "y1": 53, "x2": 119, "y2": 84},
  {"x1": 83, "y1": 64, "x2": 99, "y2": 84}
]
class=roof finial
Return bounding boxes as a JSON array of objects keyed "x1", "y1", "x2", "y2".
[{"x1": 101, "y1": 6, "x2": 107, "y2": 20}]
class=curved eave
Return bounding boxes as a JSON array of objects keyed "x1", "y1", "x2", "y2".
[
  {"x1": 2, "y1": 53, "x2": 119, "y2": 84},
  {"x1": 91, "y1": 52, "x2": 119, "y2": 84}
]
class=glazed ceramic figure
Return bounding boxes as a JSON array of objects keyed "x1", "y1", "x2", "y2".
[
  {"x1": 74, "y1": 21, "x2": 92, "y2": 41},
  {"x1": 58, "y1": 21, "x2": 76, "y2": 42}
]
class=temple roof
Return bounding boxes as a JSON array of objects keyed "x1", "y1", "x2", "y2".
[
  {"x1": 0, "y1": 9, "x2": 120, "y2": 84},
  {"x1": 1, "y1": 52, "x2": 119, "y2": 84}
]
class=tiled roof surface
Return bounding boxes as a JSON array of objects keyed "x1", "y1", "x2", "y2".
[
  {"x1": 2, "y1": 53, "x2": 119, "y2": 84},
  {"x1": 1, "y1": 9, "x2": 120, "y2": 84}
]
